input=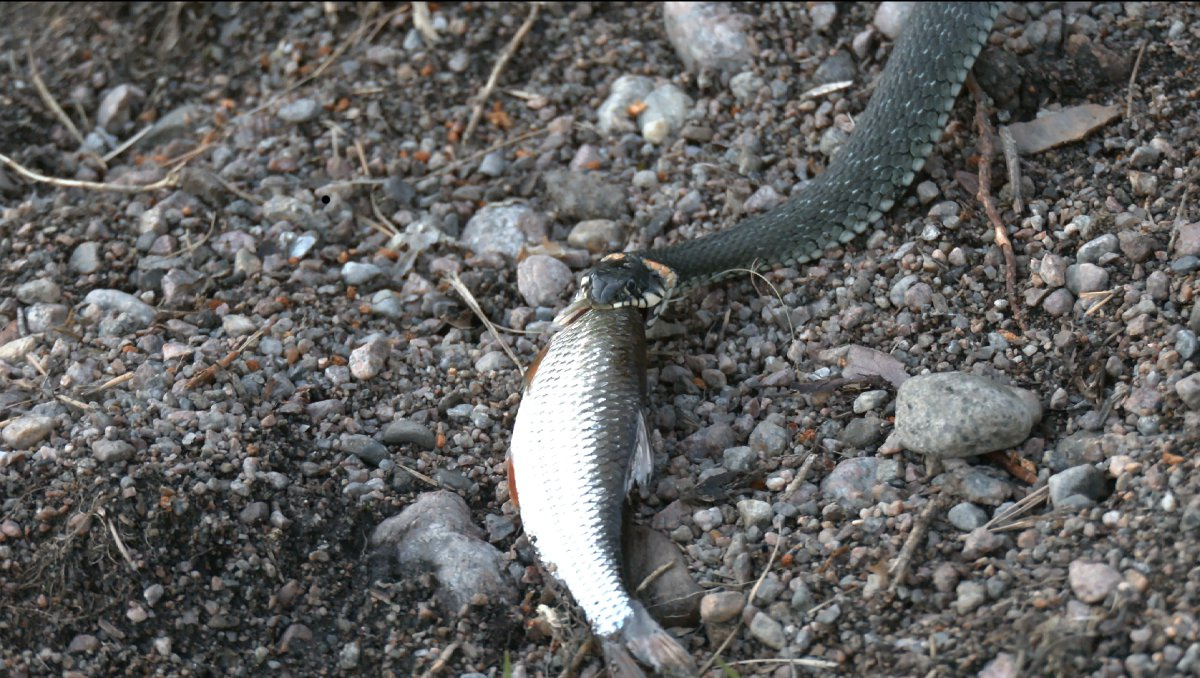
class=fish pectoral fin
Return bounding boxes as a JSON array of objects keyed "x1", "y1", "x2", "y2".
[{"x1": 625, "y1": 410, "x2": 653, "y2": 494}]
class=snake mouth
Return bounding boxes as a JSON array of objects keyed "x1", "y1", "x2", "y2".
[{"x1": 581, "y1": 254, "x2": 678, "y2": 311}]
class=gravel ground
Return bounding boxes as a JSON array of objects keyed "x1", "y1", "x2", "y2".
[{"x1": 2, "y1": 2, "x2": 1199, "y2": 676}]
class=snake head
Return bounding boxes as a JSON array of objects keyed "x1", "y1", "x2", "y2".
[{"x1": 572, "y1": 253, "x2": 678, "y2": 327}]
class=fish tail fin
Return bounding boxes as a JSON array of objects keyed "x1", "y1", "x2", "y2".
[
  {"x1": 613, "y1": 602, "x2": 695, "y2": 677},
  {"x1": 600, "y1": 640, "x2": 647, "y2": 678}
]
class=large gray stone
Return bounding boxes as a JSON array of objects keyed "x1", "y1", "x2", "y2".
[{"x1": 893, "y1": 372, "x2": 1040, "y2": 458}]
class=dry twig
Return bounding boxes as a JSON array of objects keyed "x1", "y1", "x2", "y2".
[
  {"x1": 185, "y1": 321, "x2": 272, "y2": 390},
  {"x1": 633, "y1": 560, "x2": 676, "y2": 596},
  {"x1": 984, "y1": 485, "x2": 1049, "y2": 532},
  {"x1": 967, "y1": 76, "x2": 1024, "y2": 332},
  {"x1": 888, "y1": 491, "x2": 941, "y2": 590},
  {"x1": 417, "y1": 642, "x2": 458, "y2": 678},
  {"x1": 461, "y1": 3, "x2": 540, "y2": 145},
  {"x1": 82, "y1": 372, "x2": 136, "y2": 396},
  {"x1": 27, "y1": 45, "x2": 85, "y2": 147}
]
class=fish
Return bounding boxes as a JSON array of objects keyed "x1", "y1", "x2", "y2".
[{"x1": 508, "y1": 303, "x2": 695, "y2": 677}]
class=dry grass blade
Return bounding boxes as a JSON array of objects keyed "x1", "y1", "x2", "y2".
[
  {"x1": 98, "y1": 508, "x2": 138, "y2": 574},
  {"x1": 412, "y1": 2, "x2": 439, "y2": 44},
  {"x1": 984, "y1": 485, "x2": 1049, "y2": 532},
  {"x1": 1125, "y1": 40, "x2": 1148, "y2": 120},
  {"x1": 444, "y1": 273, "x2": 525, "y2": 374},
  {"x1": 82, "y1": 372, "x2": 135, "y2": 396},
  {"x1": 461, "y1": 2, "x2": 540, "y2": 145},
  {"x1": 699, "y1": 531, "x2": 785, "y2": 675},
  {"x1": 103, "y1": 124, "x2": 155, "y2": 164},
  {"x1": 0, "y1": 151, "x2": 180, "y2": 194},
  {"x1": 729, "y1": 265, "x2": 795, "y2": 337},
  {"x1": 725, "y1": 657, "x2": 840, "y2": 670},
  {"x1": 395, "y1": 460, "x2": 439, "y2": 488}
]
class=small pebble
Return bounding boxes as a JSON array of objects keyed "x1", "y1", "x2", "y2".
[{"x1": 1068, "y1": 560, "x2": 1122, "y2": 603}]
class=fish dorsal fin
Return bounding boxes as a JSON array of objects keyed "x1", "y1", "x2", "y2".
[{"x1": 625, "y1": 410, "x2": 652, "y2": 494}]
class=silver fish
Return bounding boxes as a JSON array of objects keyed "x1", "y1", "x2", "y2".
[{"x1": 509, "y1": 305, "x2": 694, "y2": 676}]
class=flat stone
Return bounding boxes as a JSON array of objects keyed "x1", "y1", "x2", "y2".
[
  {"x1": 893, "y1": 372, "x2": 1040, "y2": 458},
  {"x1": 92, "y1": 439, "x2": 134, "y2": 463},
  {"x1": 948, "y1": 502, "x2": 988, "y2": 531},
  {"x1": 748, "y1": 611, "x2": 785, "y2": 650},
  {"x1": 380, "y1": 420, "x2": 437, "y2": 449},
  {"x1": 1048, "y1": 465, "x2": 1108, "y2": 508}
]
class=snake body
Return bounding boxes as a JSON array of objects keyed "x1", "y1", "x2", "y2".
[
  {"x1": 581, "y1": 2, "x2": 999, "y2": 312},
  {"x1": 511, "y1": 4, "x2": 999, "y2": 674}
]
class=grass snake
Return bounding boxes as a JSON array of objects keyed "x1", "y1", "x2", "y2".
[{"x1": 510, "y1": 4, "x2": 1000, "y2": 675}]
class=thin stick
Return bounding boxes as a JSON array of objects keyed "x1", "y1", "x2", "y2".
[
  {"x1": 444, "y1": 273, "x2": 525, "y2": 374},
  {"x1": 725, "y1": 657, "x2": 840, "y2": 670},
  {"x1": 967, "y1": 76, "x2": 1024, "y2": 332},
  {"x1": 888, "y1": 490, "x2": 941, "y2": 590},
  {"x1": 1083, "y1": 289, "x2": 1117, "y2": 317},
  {"x1": 0, "y1": 151, "x2": 179, "y2": 194},
  {"x1": 461, "y1": 2, "x2": 540, "y2": 145},
  {"x1": 1125, "y1": 40, "x2": 1148, "y2": 120},
  {"x1": 27, "y1": 45, "x2": 85, "y2": 147},
  {"x1": 560, "y1": 636, "x2": 596, "y2": 678},
  {"x1": 999, "y1": 126, "x2": 1023, "y2": 215},
  {"x1": 782, "y1": 451, "x2": 818, "y2": 501}
]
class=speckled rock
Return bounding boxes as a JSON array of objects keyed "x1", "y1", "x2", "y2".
[
  {"x1": 821, "y1": 457, "x2": 879, "y2": 509},
  {"x1": 663, "y1": 2, "x2": 755, "y2": 74},
  {"x1": 2, "y1": 415, "x2": 55, "y2": 449},
  {"x1": 893, "y1": 372, "x2": 1041, "y2": 458},
  {"x1": 516, "y1": 255, "x2": 573, "y2": 307},
  {"x1": 460, "y1": 202, "x2": 548, "y2": 258}
]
